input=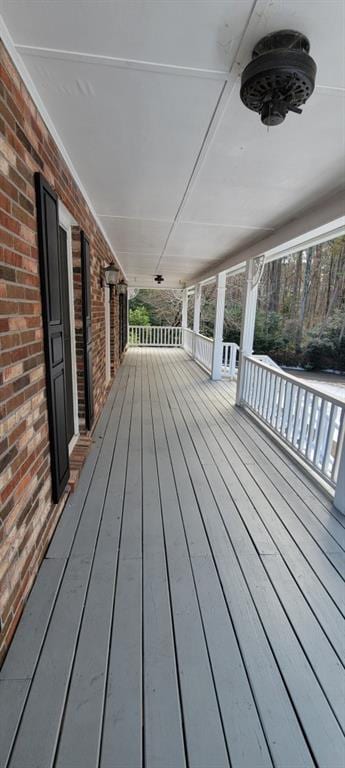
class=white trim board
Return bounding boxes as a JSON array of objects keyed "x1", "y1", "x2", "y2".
[
  {"x1": 58, "y1": 201, "x2": 80, "y2": 446},
  {"x1": 104, "y1": 284, "x2": 111, "y2": 384}
]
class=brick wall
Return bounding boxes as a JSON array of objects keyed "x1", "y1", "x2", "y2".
[{"x1": 0, "y1": 41, "x2": 125, "y2": 664}]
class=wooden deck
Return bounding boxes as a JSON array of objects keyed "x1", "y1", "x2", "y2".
[{"x1": 1, "y1": 348, "x2": 345, "y2": 768}]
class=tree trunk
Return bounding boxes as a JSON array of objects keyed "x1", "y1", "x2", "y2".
[{"x1": 295, "y1": 247, "x2": 312, "y2": 352}]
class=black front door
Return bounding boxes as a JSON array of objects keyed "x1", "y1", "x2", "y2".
[{"x1": 59, "y1": 226, "x2": 74, "y2": 444}]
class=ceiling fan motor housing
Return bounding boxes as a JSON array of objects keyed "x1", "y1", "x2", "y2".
[
  {"x1": 240, "y1": 30, "x2": 317, "y2": 126},
  {"x1": 154, "y1": 274, "x2": 164, "y2": 284}
]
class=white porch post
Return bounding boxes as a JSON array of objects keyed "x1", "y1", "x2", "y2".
[
  {"x1": 334, "y1": 425, "x2": 345, "y2": 515},
  {"x1": 182, "y1": 288, "x2": 188, "y2": 328},
  {"x1": 236, "y1": 258, "x2": 258, "y2": 405},
  {"x1": 181, "y1": 287, "x2": 188, "y2": 350},
  {"x1": 211, "y1": 271, "x2": 226, "y2": 381},
  {"x1": 193, "y1": 284, "x2": 201, "y2": 334}
]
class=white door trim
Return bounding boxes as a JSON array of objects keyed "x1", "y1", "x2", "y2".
[
  {"x1": 104, "y1": 283, "x2": 111, "y2": 384},
  {"x1": 58, "y1": 201, "x2": 79, "y2": 450}
]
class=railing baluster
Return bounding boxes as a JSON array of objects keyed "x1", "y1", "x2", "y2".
[
  {"x1": 306, "y1": 394, "x2": 318, "y2": 461},
  {"x1": 281, "y1": 379, "x2": 287, "y2": 436},
  {"x1": 321, "y1": 403, "x2": 336, "y2": 476},
  {"x1": 287, "y1": 384, "x2": 296, "y2": 442},
  {"x1": 242, "y1": 358, "x2": 247, "y2": 402},
  {"x1": 273, "y1": 376, "x2": 282, "y2": 429},
  {"x1": 332, "y1": 409, "x2": 345, "y2": 483},
  {"x1": 265, "y1": 371, "x2": 272, "y2": 422},
  {"x1": 314, "y1": 399, "x2": 327, "y2": 469},
  {"x1": 268, "y1": 373, "x2": 277, "y2": 424},
  {"x1": 292, "y1": 387, "x2": 303, "y2": 447}
]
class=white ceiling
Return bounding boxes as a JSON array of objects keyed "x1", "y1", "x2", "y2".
[{"x1": 1, "y1": 0, "x2": 344, "y2": 287}]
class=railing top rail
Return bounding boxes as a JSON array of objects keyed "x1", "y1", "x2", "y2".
[
  {"x1": 129, "y1": 325, "x2": 182, "y2": 329},
  {"x1": 194, "y1": 331, "x2": 214, "y2": 342},
  {"x1": 244, "y1": 354, "x2": 345, "y2": 409}
]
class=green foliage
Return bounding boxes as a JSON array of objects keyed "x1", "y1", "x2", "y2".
[
  {"x1": 223, "y1": 305, "x2": 242, "y2": 345},
  {"x1": 254, "y1": 310, "x2": 284, "y2": 354},
  {"x1": 128, "y1": 305, "x2": 151, "y2": 326},
  {"x1": 302, "y1": 310, "x2": 345, "y2": 371}
]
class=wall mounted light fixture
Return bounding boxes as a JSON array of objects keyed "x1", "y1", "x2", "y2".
[{"x1": 104, "y1": 264, "x2": 120, "y2": 286}]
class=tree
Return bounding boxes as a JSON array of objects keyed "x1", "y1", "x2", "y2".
[
  {"x1": 129, "y1": 289, "x2": 183, "y2": 326},
  {"x1": 128, "y1": 236, "x2": 345, "y2": 371},
  {"x1": 128, "y1": 305, "x2": 150, "y2": 325}
]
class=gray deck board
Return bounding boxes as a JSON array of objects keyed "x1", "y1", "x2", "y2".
[{"x1": 1, "y1": 348, "x2": 344, "y2": 768}]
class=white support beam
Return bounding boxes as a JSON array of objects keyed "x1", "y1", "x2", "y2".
[
  {"x1": 334, "y1": 425, "x2": 345, "y2": 515},
  {"x1": 236, "y1": 259, "x2": 258, "y2": 405},
  {"x1": 193, "y1": 284, "x2": 201, "y2": 334},
  {"x1": 211, "y1": 271, "x2": 226, "y2": 381},
  {"x1": 182, "y1": 287, "x2": 188, "y2": 329}
]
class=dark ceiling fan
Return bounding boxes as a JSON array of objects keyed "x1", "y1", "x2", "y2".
[{"x1": 240, "y1": 30, "x2": 317, "y2": 126}]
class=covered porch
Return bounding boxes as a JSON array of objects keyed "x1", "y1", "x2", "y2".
[{"x1": 1, "y1": 347, "x2": 344, "y2": 768}]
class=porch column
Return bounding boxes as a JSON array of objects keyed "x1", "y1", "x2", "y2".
[
  {"x1": 334, "y1": 426, "x2": 345, "y2": 515},
  {"x1": 181, "y1": 287, "x2": 188, "y2": 350},
  {"x1": 236, "y1": 258, "x2": 258, "y2": 405},
  {"x1": 211, "y1": 271, "x2": 226, "y2": 381},
  {"x1": 182, "y1": 288, "x2": 188, "y2": 328},
  {"x1": 193, "y1": 284, "x2": 201, "y2": 334}
]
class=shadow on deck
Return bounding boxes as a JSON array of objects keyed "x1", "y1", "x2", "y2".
[{"x1": 1, "y1": 348, "x2": 344, "y2": 768}]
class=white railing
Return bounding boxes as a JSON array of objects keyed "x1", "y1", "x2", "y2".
[
  {"x1": 183, "y1": 329, "x2": 213, "y2": 373},
  {"x1": 183, "y1": 328, "x2": 194, "y2": 356},
  {"x1": 128, "y1": 326, "x2": 182, "y2": 346},
  {"x1": 241, "y1": 355, "x2": 345, "y2": 488},
  {"x1": 183, "y1": 329, "x2": 238, "y2": 378},
  {"x1": 194, "y1": 332, "x2": 213, "y2": 373},
  {"x1": 222, "y1": 343, "x2": 239, "y2": 378}
]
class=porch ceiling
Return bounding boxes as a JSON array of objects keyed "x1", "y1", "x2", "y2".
[{"x1": 1, "y1": 0, "x2": 344, "y2": 287}]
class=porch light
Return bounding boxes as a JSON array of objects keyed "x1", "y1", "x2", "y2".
[{"x1": 104, "y1": 264, "x2": 120, "y2": 285}]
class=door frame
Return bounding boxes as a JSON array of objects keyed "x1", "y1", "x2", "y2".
[
  {"x1": 104, "y1": 283, "x2": 111, "y2": 384},
  {"x1": 58, "y1": 201, "x2": 79, "y2": 453}
]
